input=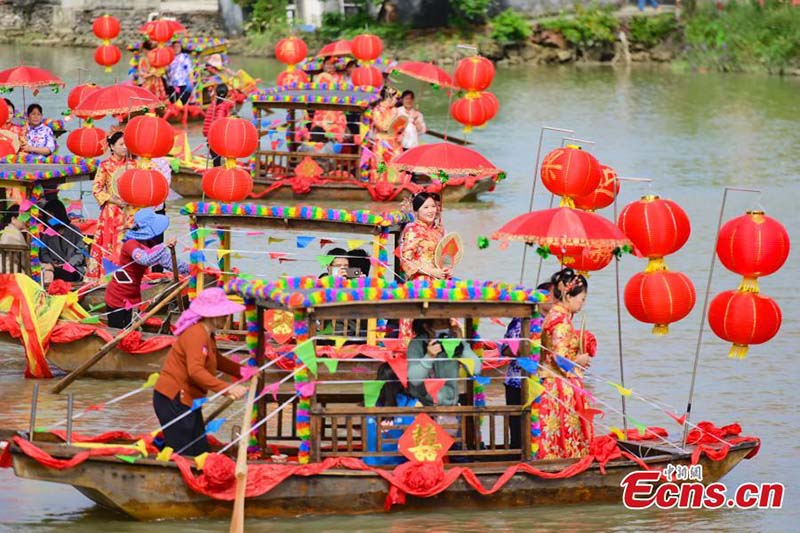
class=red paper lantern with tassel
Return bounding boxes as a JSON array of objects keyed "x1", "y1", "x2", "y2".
[
  {"x1": 715, "y1": 210, "x2": 790, "y2": 292},
  {"x1": 94, "y1": 44, "x2": 122, "y2": 73},
  {"x1": 553, "y1": 244, "x2": 614, "y2": 273},
  {"x1": 124, "y1": 115, "x2": 174, "y2": 159},
  {"x1": 67, "y1": 83, "x2": 99, "y2": 110},
  {"x1": 207, "y1": 117, "x2": 258, "y2": 159},
  {"x1": 148, "y1": 46, "x2": 175, "y2": 69},
  {"x1": 67, "y1": 126, "x2": 106, "y2": 158},
  {"x1": 574, "y1": 164, "x2": 620, "y2": 211},
  {"x1": 624, "y1": 270, "x2": 696, "y2": 335},
  {"x1": 351, "y1": 65, "x2": 383, "y2": 88},
  {"x1": 708, "y1": 290, "x2": 782, "y2": 358},
  {"x1": 202, "y1": 167, "x2": 253, "y2": 202},
  {"x1": 351, "y1": 34, "x2": 383, "y2": 62},
  {"x1": 454, "y1": 56, "x2": 495, "y2": 92},
  {"x1": 479, "y1": 92, "x2": 499, "y2": 121},
  {"x1": 147, "y1": 20, "x2": 175, "y2": 43},
  {"x1": 540, "y1": 146, "x2": 602, "y2": 203},
  {"x1": 0, "y1": 98, "x2": 8, "y2": 126},
  {"x1": 92, "y1": 15, "x2": 121, "y2": 41},
  {"x1": 618, "y1": 195, "x2": 691, "y2": 269},
  {"x1": 118, "y1": 168, "x2": 169, "y2": 207},
  {"x1": 275, "y1": 36, "x2": 308, "y2": 66},
  {"x1": 450, "y1": 97, "x2": 489, "y2": 133},
  {"x1": 276, "y1": 69, "x2": 309, "y2": 86}
]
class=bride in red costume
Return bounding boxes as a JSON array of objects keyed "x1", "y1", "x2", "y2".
[
  {"x1": 400, "y1": 192, "x2": 448, "y2": 281},
  {"x1": 536, "y1": 268, "x2": 596, "y2": 459}
]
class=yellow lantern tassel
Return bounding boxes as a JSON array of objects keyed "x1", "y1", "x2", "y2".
[
  {"x1": 652, "y1": 323, "x2": 669, "y2": 336},
  {"x1": 224, "y1": 158, "x2": 237, "y2": 169},
  {"x1": 645, "y1": 257, "x2": 668, "y2": 273},
  {"x1": 559, "y1": 196, "x2": 576, "y2": 208},
  {"x1": 737, "y1": 276, "x2": 760, "y2": 294},
  {"x1": 104, "y1": 67, "x2": 112, "y2": 73},
  {"x1": 728, "y1": 343, "x2": 749, "y2": 359}
]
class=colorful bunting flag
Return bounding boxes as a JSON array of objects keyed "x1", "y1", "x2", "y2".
[
  {"x1": 267, "y1": 236, "x2": 286, "y2": 245},
  {"x1": 490, "y1": 317, "x2": 506, "y2": 327},
  {"x1": 424, "y1": 378, "x2": 446, "y2": 404},
  {"x1": 609, "y1": 426, "x2": 626, "y2": 441},
  {"x1": 457, "y1": 357, "x2": 475, "y2": 376},
  {"x1": 43, "y1": 227, "x2": 59, "y2": 237},
  {"x1": 141, "y1": 373, "x2": 159, "y2": 389},
  {"x1": 88, "y1": 303, "x2": 105, "y2": 312},
  {"x1": 102, "y1": 259, "x2": 120, "y2": 274},
  {"x1": 84, "y1": 403, "x2": 104, "y2": 412},
  {"x1": 607, "y1": 381, "x2": 632, "y2": 397},
  {"x1": 194, "y1": 452, "x2": 209, "y2": 469},
  {"x1": 80, "y1": 315, "x2": 100, "y2": 324},
  {"x1": 261, "y1": 382, "x2": 280, "y2": 402},
  {"x1": 82, "y1": 236, "x2": 93, "y2": 245},
  {"x1": 440, "y1": 339, "x2": 460, "y2": 359},
  {"x1": 626, "y1": 416, "x2": 648, "y2": 436},
  {"x1": 268, "y1": 252, "x2": 288, "y2": 260},
  {"x1": 666, "y1": 411, "x2": 687, "y2": 426},
  {"x1": 319, "y1": 358, "x2": 339, "y2": 374},
  {"x1": 155, "y1": 447, "x2": 174, "y2": 462},
  {"x1": 333, "y1": 337, "x2": 347, "y2": 348},
  {"x1": 525, "y1": 377, "x2": 545, "y2": 406},
  {"x1": 555, "y1": 355, "x2": 576, "y2": 374},
  {"x1": 240, "y1": 366, "x2": 259, "y2": 380},
  {"x1": 473, "y1": 375, "x2": 491, "y2": 386},
  {"x1": 506, "y1": 338, "x2": 520, "y2": 355},
  {"x1": 347, "y1": 239, "x2": 366, "y2": 250},
  {"x1": 386, "y1": 354, "x2": 408, "y2": 388},
  {"x1": 61, "y1": 263, "x2": 77, "y2": 273},
  {"x1": 191, "y1": 398, "x2": 208, "y2": 410},
  {"x1": 316, "y1": 255, "x2": 335, "y2": 268},
  {"x1": 362, "y1": 380, "x2": 383, "y2": 407},
  {"x1": 19, "y1": 198, "x2": 33, "y2": 212},
  {"x1": 294, "y1": 340, "x2": 317, "y2": 376},
  {"x1": 245, "y1": 231, "x2": 263, "y2": 236},
  {"x1": 295, "y1": 381, "x2": 316, "y2": 397},
  {"x1": 205, "y1": 418, "x2": 226, "y2": 434},
  {"x1": 296, "y1": 236, "x2": 314, "y2": 248},
  {"x1": 67, "y1": 200, "x2": 82, "y2": 212},
  {"x1": 319, "y1": 238, "x2": 334, "y2": 248},
  {"x1": 516, "y1": 357, "x2": 538, "y2": 374},
  {"x1": 48, "y1": 217, "x2": 61, "y2": 227},
  {"x1": 116, "y1": 454, "x2": 137, "y2": 464}
]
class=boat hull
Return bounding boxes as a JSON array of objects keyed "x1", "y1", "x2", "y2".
[
  {"x1": 9, "y1": 439, "x2": 757, "y2": 520},
  {"x1": 171, "y1": 171, "x2": 495, "y2": 203}
]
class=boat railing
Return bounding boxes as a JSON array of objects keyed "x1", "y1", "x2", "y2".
[
  {"x1": 0, "y1": 244, "x2": 31, "y2": 275},
  {"x1": 253, "y1": 150, "x2": 360, "y2": 183}
]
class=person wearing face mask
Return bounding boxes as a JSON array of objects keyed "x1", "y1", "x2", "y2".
[
  {"x1": 400, "y1": 192, "x2": 449, "y2": 281},
  {"x1": 536, "y1": 268, "x2": 596, "y2": 460},
  {"x1": 406, "y1": 318, "x2": 482, "y2": 406},
  {"x1": 153, "y1": 287, "x2": 249, "y2": 456}
]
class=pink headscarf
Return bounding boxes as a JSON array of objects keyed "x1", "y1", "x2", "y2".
[{"x1": 173, "y1": 308, "x2": 203, "y2": 335}]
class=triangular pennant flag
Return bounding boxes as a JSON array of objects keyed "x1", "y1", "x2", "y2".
[
  {"x1": 102, "y1": 258, "x2": 120, "y2": 273},
  {"x1": 320, "y1": 323, "x2": 333, "y2": 335},
  {"x1": 240, "y1": 366, "x2": 258, "y2": 380},
  {"x1": 524, "y1": 377, "x2": 545, "y2": 406},
  {"x1": 609, "y1": 426, "x2": 626, "y2": 441},
  {"x1": 386, "y1": 355, "x2": 408, "y2": 388},
  {"x1": 490, "y1": 317, "x2": 506, "y2": 327},
  {"x1": 141, "y1": 372, "x2": 159, "y2": 389},
  {"x1": 294, "y1": 340, "x2": 317, "y2": 376},
  {"x1": 319, "y1": 358, "x2": 339, "y2": 374},
  {"x1": 61, "y1": 263, "x2": 77, "y2": 273},
  {"x1": 194, "y1": 452, "x2": 209, "y2": 470},
  {"x1": 67, "y1": 200, "x2": 82, "y2": 212},
  {"x1": 627, "y1": 416, "x2": 648, "y2": 437},
  {"x1": 18, "y1": 198, "x2": 33, "y2": 212},
  {"x1": 346, "y1": 239, "x2": 366, "y2": 251},
  {"x1": 666, "y1": 411, "x2": 687, "y2": 426},
  {"x1": 84, "y1": 403, "x2": 104, "y2": 412},
  {"x1": 18, "y1": 212, "x2": 30, "y2": 223},
  {"x1": 43, "y1": 227, "x2": 58, "y2": 237},
  {"x1": 393, "y1": 247, "x2": 402, "y2": 258},
  {"x1": 155, "y1": 447, "x2": 174, "y2": 462},
  {"x1": 261, "y1": 382, "x2": 280, "y2": 401},
  {"x1": 245, "y1": 231, "x2": 263, "y2": 236},
  {"x1": 191, "y1": 398, "x2": 208, "y2": 411},
  {"x1": 205, "y1": 418, "x2": 226, "y2": 434},
  {"x1": 516, "y1": 357, "x2": 538, "y2": 374},
  {"x1": 59, "y1": 182, "x2": 75, "y2": 190},
  {"x1": 217, "y1": 249, "x2": 231, "y2": 261},
  {"x1": 473, "y1": 375, "x2": 491, "y2": 386},
  {"x1": 440, "y1": 339, "x2": 460, "y2": 359},
  {"x1": 268, "y1": 252, "x2": 288, "y2": 260},
  {"x1": 88, "y1": 303, "x2": 104, "y2": 312},
  {"x1": 607, "y1": 381, "x2": 632, "y2": 397},
  {"x1": 232, "y1": 253, "x2": 244, "y2": 259},
  {"x1": 133, "y1": 439, "x2": 149, "y2": 456},
  {"x1": 124, "y1": 299, "x2": 135, "y2": 311},
  {"x1": 316, "y1": 255, "x2": 335, "y2": 268},
  {"x1": 296, "y1": 236, "x2": 314, "y2": 249},
  {"x1": 457, "y1": 357, "x2": 475, "y2": 376},
  {"x1": 424, "y1": 378, "x2": 446, "y2": 404},
  {"x1": 295, "y1": 381, "x2": 316, "y2": 397},
  {"x1": 555, "y1": 355, "x2": 577, "y2": 374},
  {"x1": 80, "y1": 315, "x2": 101, "y2": 324},
  {"x1": 229, "y1": 354, "x2": 241, "y2": 364},
  {"x1": 333, "y1": 336, "x2": 347, "y2": 349},
  {"x1": 278, "y1": 257, "x2": 297, "y2": 264},
  {"x1": 506, "y1": 338, "x2": 520, "y2": 355},
  {"x1": 319, "y1": 238, "x2": 334, "y2": 248},
  {"x1": 116, "y1": 454, "x2": 137, "y2": 464},
  {"x1": 48, "y1": 217, "x2": 62, "y2": 227},
  {"x1": 362, "y1": 380, "x2": 383, "y2": 407},
  {"x1": 82, "y1": 236, "x2": 94, "y2": 245},
  {"x1": 267, "y1": 236, "x2": 286, "y2": 245}
]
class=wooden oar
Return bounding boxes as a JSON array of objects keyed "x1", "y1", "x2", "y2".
[
  {"x1": 205, "y1": 397, "x2": 234, "y2": 424},
  {"x1": 425, "y1": 128, "x2": 472, "y2": 146},
  {"x1": 51, "y1": 278, "x2": 190, "y2": 394},
  {"x1": 169, "y1": 244, "x2": 185, "y2": 312},
  {"x1": 229, "y1": 376, "x2": 258, "y2": 533}
]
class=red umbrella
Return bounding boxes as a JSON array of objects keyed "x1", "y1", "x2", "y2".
[
  {"x1": 394, "y1": 61, "x2": 455, "y2": 88},
  {"x1": 316, "y1": 40, "x2": 352, "y2": 57},
  {"x1": 0, "y1": 65, "x2": 65, "y2": 89},
  {"x1": 492, "y1": 207, "x2": 631, "y2": 254},
  {"x1": 391, "y1": 142, "x2": 501, "y2": 177},
  {"x1": 72, "y1": 84, "x2": 161, "y2": 119}
]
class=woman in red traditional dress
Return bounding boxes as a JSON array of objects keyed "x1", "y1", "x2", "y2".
[
  {"x1": 86, "y1": 131, "x2": 134, "y2": 280},
  {"x1": 138, "y1": 41, "x2": 168, "y2": 101},
  {"x1": 370, "y1": 87, "x2": 405, "y2": 176},
  {"x1": 400, "y1": 192, "x2": 448, "y2": 281},
  {"x1": 536, "y1": 268, "x2": 595, "y2": 459}
]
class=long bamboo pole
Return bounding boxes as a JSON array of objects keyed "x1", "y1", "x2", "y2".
[{"x1": 229, "y1": 377, "x2": 258, "y2": 533}]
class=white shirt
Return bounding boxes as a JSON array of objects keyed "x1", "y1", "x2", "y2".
[{"x1": 397, "y1": 106, "x2": 426, "y2": 149}]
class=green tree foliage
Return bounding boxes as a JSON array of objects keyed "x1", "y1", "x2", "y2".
[
  {"x1": 540, "y1": 4, "x2": 619, "y2": 47},
  {"x1": 628, "y1": 13, "x2": 678, "y2": 47},
  {"x1": 490, "y1": 9, "x2": 532, "y2": 46}
]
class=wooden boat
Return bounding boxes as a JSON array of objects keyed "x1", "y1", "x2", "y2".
[{"x1": 0, "y1": 278, "x2": 760, "y2": 519}]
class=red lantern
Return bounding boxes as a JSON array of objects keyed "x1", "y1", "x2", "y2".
[
  {"x1": 275, "y1": 36, "x2": 308, "y2": 66},
  {"x1": 118, "y1": 168, "x2": 169, "y2": 207},
  {"x1": 716, "y1": 210, "x2": 790, "y2": 291},
  {"x1": 147, "y1": 46, "x2": 175, "y2": 69},
  {"x1": 351, "y1": 65, "x2": 383, "y2": 89},
  {"x1": 708, "y1": 290, "x2": 782, "y2": 358},
  {"x1": 94, "y1": 44, "x2": 122, "y2": 72},
  {"x1": 479, "y1": 92, "x2": 499, "y2": 121},
  {"x1": 574, "y1": 164, "x2": 620, "y2": 211},
  {"x1": 625, "y1": 270, "x2": 696, "y2": 335},
  {"x1": 92, "y1": 15, "x2": 121, "y2": 41},
  {"x1": 208, "y1": 117, "x2": 258, "y2": 159},
  {"x1": 450, "y1": 97, "x2": 489, "y2": 133},
  {"x1": 0, "y1": 98, "x2": 8, "y2": 126},
  {"x1": 618, "y1": 195, "x2": 691, "y2": 266},
  {"x1": 147, "y1": 20, "x2": 175, "y2": 43},
  {"x1": 67, "y1": 83, "x2": 99, "y2": 110},
  {"x1": 124, "y1": 115, "x2": 174, "y2": 159},
  {"x1": 553, "y1": 244, "x2": 614, "y2": 273},
  {"x1": 454, "y1": 56, "x2": 495, "y2": 92},
  {"x1": 351, "y1": 34, "x2": 383, "y2": 62},
  {"x1": 67, "y1": 126, "x2": 106, "y2": 158},
  {"x1": 276, "y1": 69, "x2": 309, "y2": 86},
  {"x1": 540, "y1": 146, "x2": 602, "y2": 204},
  {"x1": 201, "y1": 167, "x2": 253, "y2": 202}
]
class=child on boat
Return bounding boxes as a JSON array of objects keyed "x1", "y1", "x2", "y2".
[
  {"x1": 153, "y1": 287, "x2": 248, "y2": 457},
  {"x1": 103, "y1": 209, "x2": 188, "y2": 329}
]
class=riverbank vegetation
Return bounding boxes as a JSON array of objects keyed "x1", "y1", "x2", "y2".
[{"x1": 230, "y1": 1, "x2": 800, "y2": 76}]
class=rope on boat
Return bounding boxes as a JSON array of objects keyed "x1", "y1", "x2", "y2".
[{"x1": 218, "y1": 395, "x2": 299, "y2": 455}]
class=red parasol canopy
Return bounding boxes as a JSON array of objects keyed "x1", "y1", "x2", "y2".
[
  {"x1": 316, "y1": 40, "x2": 352, "y2": 57},
  {"x1": 138, "y1": 19, "x2": 188, "y2": 35},
  {"x1": 391, "y1": 142, "x2": 501, "y2": 177},
  {"x1": 492, "y1": 207, "x2": 631, "y2": 254},
  {"x1": 394, "y1": 61, "x2": 455, "y2": 88},
  {"x1": 72, "y1": 84, "x2": 161, "y2": 118},
  {"x1": 0, "y1": 65, "x2": 65, "y2": 89}
]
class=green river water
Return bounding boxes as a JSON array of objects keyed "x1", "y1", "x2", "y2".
[{"x1": 0, "y1": 45, "x2": 797, "y2": 532}]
